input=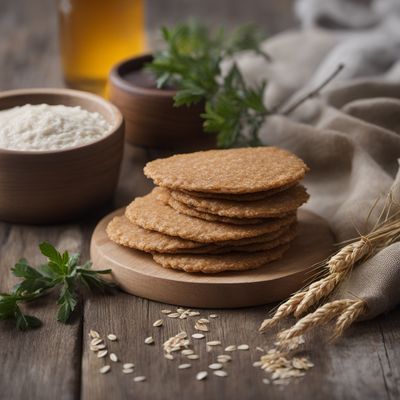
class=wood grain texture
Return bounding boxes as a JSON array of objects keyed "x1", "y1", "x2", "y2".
[{"x1": 1, "y1": 1, "x2": 400, "y2": 400}]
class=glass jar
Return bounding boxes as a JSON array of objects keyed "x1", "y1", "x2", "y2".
[{"x1": 58, "y1": 0, "x2": 145, "y2": 96}]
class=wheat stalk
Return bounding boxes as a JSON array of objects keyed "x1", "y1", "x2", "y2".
[
  {"x1": 259, "y1": 194, "x2": 400, "y2": 334},
  {"x1": 276, "y1": 300, "x2": 359, "y2": 343},
  {"x1": 333, "y1": 299, "x2": 366, "y2": 338},
  {"x1": 259, "y1": 292, "x2": 305, "y2": 331}
]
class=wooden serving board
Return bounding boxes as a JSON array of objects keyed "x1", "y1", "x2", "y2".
[{"x1": 90, "y1": 208, "x2": 334, "y2": 308}]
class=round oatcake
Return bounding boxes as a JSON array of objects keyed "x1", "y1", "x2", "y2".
[
  {"x1": 125, "y1": 190, "x2": 296, "y2": 244},
  {"x1": 106, "y1": 215, "x2": 204, "y2": 253},
  {"x1": 175, "y1": 225, "x2": 297, "y2": 254},
  {"x1": 158, "y1": 189, "x2": 268, "y2": 225},
  {"x1": 204, "y1": 226, "x2": 297, "y2": 254},
  {"x1": 144, "y1": 147, "x2": 308, "y2": 194},
  {"x1": 107, "y1": 214, "x2": 296, "y2": 254},
  {"x1": 152, "y1": 244, "x2": 290, "y2": 273},
  {"x1": 170, "y1": 185, "x2": 309, "y2": 219},
  {"x1": 180, "y1": 182, "x2": 296, "y2": 201}
]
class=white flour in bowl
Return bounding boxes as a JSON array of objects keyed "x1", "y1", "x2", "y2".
[{"x1": 0, "y1": 103, "x2": 111, "y2": 151}]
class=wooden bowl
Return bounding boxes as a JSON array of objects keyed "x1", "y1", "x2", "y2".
[
  {"x1": 108, "y1": 54, "x2": 216, "y2": 150},
  {"x1": 0, "y1": 88, "x2": 124, "y2": 224}
]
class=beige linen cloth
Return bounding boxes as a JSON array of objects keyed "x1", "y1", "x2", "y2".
[{"x1": 238, "y1": 0, "x2": 400, "y2": 319}]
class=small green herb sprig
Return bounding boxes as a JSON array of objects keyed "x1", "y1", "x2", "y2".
[
  {"x1": 146, "y1": 22, "x2": 271, "y2": 148},
  {"x1": 0, "y1": 242, "x2": 113, "y2": 330}
]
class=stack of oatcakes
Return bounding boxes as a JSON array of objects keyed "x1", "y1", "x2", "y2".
[{"x1": 107, "y1": 147, "x2": 309, "y2": 273}]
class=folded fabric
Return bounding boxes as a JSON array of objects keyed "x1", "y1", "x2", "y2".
[{"x1": 239, "y1": 0, "x2": 400, "y2": 319}]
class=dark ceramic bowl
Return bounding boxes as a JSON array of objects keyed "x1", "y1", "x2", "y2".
[{"x1": 108, "y1": 54, "x2": 215, "y2": 150}]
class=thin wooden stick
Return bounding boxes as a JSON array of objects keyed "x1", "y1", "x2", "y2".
[{"x1": 281, "y1": 63, "x2": 345, "y2": 115}]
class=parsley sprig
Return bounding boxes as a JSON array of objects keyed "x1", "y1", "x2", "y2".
[
  {"x1": 0, "y1": 242, "x2": 113, "y2": 330},
  {"x1": 146, "y1": 22, "x2": 270, "y2": 147}
]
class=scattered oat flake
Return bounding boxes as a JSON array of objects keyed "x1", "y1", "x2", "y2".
[
  {"x1": 262, "y1": 378, "x2": 270, "y2": 385},
  {"x1": 187, "y1": 354, "x2": 200, "y2": 360},
  {"x1": 163, "y1": 331, "x2": 190, "y2": 354},
  {"x1": 122, "y1": 368, "x2": 134, "y2": 374},
  {"x1": 95, "y1": 344, "x2": 106, "y2": 350},
  {"x1": 196, "y1": 371, "x2": 208, "y2": 381},
  {"x1": 192, "y1": 333, "x2": 205, "y2": 339},
  {"x1": 178, "y1": 363, "x2": 192, "y2": 369},
  {"x1": 206, "y1": 340, "x2": 221, "y2": 346},
  {"x1": 91, "y1": 338, "x2": 103, "y2": 346},
  {"x1": 123, "y1": 363, "x2": 135, "y2": 369},
  {"x1": 198, "y1": 318, "x2": 209, "y2": 324},
  {"x1": 99, "y1": 365, "x2": 111, "y2": 374},
  {"x1": 214, "y1": 370, "x2": 228, "y2": 377},
  {"x1": 164, "y1": 354, "x2": 174, "y2": 360},
  {"x1": 153, "y1": 319, "x2": 163, "y2": 327},
  {"x1": 237, "y1": 344, "x2": 249, "y2": 351},
  {"x1": 257, "y1": 347, "x2": 313, "y2": 384},
  {"x1": 217, "y1": 355, "x2": 232, "y2": 363},
  {"x1": 110, "y1": 353, "x2": 118, "y2": 362},
  {"x1": 168, "y1": 313, "x2": 180, "y2": 318},
  {"x1": 161, "y1": 309, "x2": 172, "y2": 314},
  {"x1": 209, "y1": 314, "x2": 218, "y2": 318},
  {"x1": 224, "y1": 345, "x2": 236, "y2": 352},
  {"x1": 177, "y1": 308, "x2": 185, "y2": 313},
  {"x1": 89, "y1": 330, "x2": 100, "y2": 339},
  {"x1": 189, "y1": 311, "x2": 200, "y2": 317},
  {"x1": 208, "y1": 363, "x2": 223, "y2": 370},
  {"x1": 181, "y1": 349, "x2": 194, "y2": 355},
  {"x1": 107, "y1": 334, "x2": 117, "y2": 341},
  {"x1": 97, "y1": 350, "x2": 108, "y2": 358},
  {"x1": 134, "y1": 376, "x2": 146, "y2": 382},
  {"x1": 256, "y1": 346, "x2": 264, "y2": 352},
  {"x1": 253, "y1": 361, "x2": 262, "y2": 367},
  {"x1": 144, "y1": 336, "x2": 154, "y2": 345},
  {"x1": 194, "y1": 323, "x2": 208, "y2": 332}
]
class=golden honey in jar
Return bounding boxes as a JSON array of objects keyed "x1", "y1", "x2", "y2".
[{"x1": 58, "y1": 0, "x2": 145, "y2": 95}]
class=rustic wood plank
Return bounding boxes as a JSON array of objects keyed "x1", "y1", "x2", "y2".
[
  {"x1": 81, "y1": 145, "x2": 400, "y2": 400},
  {"x1": 1, "y1": 1, "x2": 399, "y2": 400},
  {"x1": 0, "y1": 1, "x2": 80, "y2": 399},
  {"x1": 0, "y1": 225, "x2": 84, "y2": 400}
]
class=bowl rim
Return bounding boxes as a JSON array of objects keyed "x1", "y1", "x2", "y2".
[
  {"x1": 109, "y1": 53, "x2": 178, "y2": 98},
  {"x1": 0, "y1": 88, "x2": 124, "y2": 155}
]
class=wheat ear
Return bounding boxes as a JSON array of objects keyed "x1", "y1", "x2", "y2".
[
  {"x1": 277, "y1": 299, "x2": 359, "y2": 343},
  {"x1": 259, "y1": 292, "x2": 305, "y2": 332},
  {"x1": 333, "y1": 299, "x2": 366, "y2": 338}
]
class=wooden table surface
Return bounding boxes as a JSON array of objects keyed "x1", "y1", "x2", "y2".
[{"x1": 1, "y1": 1, "x2": 399, "y2": 400}]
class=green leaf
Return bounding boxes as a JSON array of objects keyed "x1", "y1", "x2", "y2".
[
  {"x1": 39, "y1": 242, "x2": 63, "y2": 265},
  {"x1": 0, "y1": 294, "x2": 18, "y2": 320},
  {"x1": 12, "y1": 258, "x2": 54, "y2": 294},
  {"x1": 146, "y1": 21, "x2": 270, "y2": 147},
  {"x1": 57, "y1": 280, "x2": 78, "y2": 323},
  {"x1": 12, "y1": 259, "x2": 42, "y2": 279},
  {"x1": 15, "y1": 308, "x2": 41, "y2": 331},
  {"x1": 39, "y1": 242, "x2": 67, "y2": 275}
]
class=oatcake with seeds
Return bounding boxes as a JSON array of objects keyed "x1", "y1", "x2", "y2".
[
  {"x1": 152, "y1": 244, "x2": 290, "y2": 273},
  {"x1": 180, "y1": 182, "x2": 296, "y2": 201},
  {"x1": 144, "y1": 147, "x2": 308, "y2": 194},
  {"x1": 125, "y1": 190, "x2": 296, "y2": 243},
  {"x1": 107, "y1": 215, "x2": 204, "y2": 252},
  {"x1": 204, "y1": 227, "x2": 297, "y2": 254},
  {"x1": 175, "y1": 226, "x2": 297, "y2": 254},
  {"x1": 167, "y1": 195, "x2": 267, "y2": 225},
  {"x1": 107, "y1": 214, "x2": 296, "y2": 254},
  {"x1": 155, "y1": 187, "x2": 271, "y2": 225},
  {"x1": 170, "y1": 185, "x2": 309, "y2": 218}
]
